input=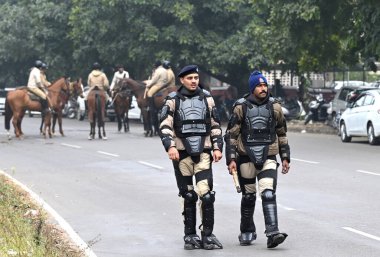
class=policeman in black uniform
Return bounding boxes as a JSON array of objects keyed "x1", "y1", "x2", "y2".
[
  {"x1": 224, "y1": 70, "x2": 290, "y2": 248},
  {"x1": 159, "y1": 65, "x2": 223, "y2": 250}
]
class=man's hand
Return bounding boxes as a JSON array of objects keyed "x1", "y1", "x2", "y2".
[
  {"x1": 213, "y1": 149, "x2": 222, "y2": 162},
  {"x1": 168, "y1": 147, "x2": 179, "y2": 161},
  {"x1": 282, "y1": 159, "x2": 290, "y2": 174},
  {"x1": 227, "y1": 160, "x2": 237, "y2": 175}
]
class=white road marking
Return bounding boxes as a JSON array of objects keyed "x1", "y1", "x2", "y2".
[
  {"x1": 342, "y1": 227, "x2": 380, "y2": 242},
  {"x1": 138, "y1": 161, "x2": 164, "y2": 170},
  {"x1": 61, "y1": 143, "x2": 81, "y2": 149},
  {"x1": 292, "y1": 158, "x2": 319, "y2": 164},
  {"x1": 97, "y1": 151, "x2": 119, "y2": 157},
  {"x1": 356, "y1": 170, "x2": 380, "y2": 176},
  {"x1": 0, "y1": 169, "x2": 97, "y2": 257},
  {"x1": 277, "y1": 203, "x2": 296, "y2": 211}
]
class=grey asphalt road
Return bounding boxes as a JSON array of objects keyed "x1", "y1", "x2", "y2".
[{"x1": 0, "y1": 116, "x2": 379, "y2": 257}]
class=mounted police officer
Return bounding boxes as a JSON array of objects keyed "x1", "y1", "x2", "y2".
[
  {"x1": 159, "y1": 65, "x2": 223, "y2": 250},
  {"x1": 110, "y1": 64, "x2": 129, "y2": 96},
  {"x1": 27, "y1": 60, "x2": 51, "y2": 113},
  {"x1": 224, "y1": 70, "x2": 290, "y2": 248},
  {"x1": 40, "y1": 62, "x2": 51, "y2": 88},
  {"x1": 86, "y1": 62, "x2": 110, "y2": 102},
  {"x1": 145, "y1": 60, "x2": 175, "y2": 110}
]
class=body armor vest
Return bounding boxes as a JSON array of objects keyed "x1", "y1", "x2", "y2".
[
  {"x1": 241, "y1": 99, "x2": 276, "y2": 167},
  {"x1": 174, "y1": 92, "x2": 211, "y2": 156}
]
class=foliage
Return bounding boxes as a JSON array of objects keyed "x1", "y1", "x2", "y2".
[{"x1": 0, "y1": 0, "x2": 378, "y2": 94}]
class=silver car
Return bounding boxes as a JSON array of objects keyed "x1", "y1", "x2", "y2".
[{"x1": 339, "y1": 89, "x2": 380, "y2": 145}]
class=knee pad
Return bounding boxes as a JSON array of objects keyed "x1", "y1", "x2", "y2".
[
  {"x1": 184, "y1": 190, "x2": 198, "y2": 205},
  {"x1": 261, "y1": 189, "x2": 276, "y2": 202},
  {"x1": 200, "y1": 191, "x2": 215, "y2": 207},
  {"x1": 241, "y1": 193, "x2": 256, "y2": 207}
]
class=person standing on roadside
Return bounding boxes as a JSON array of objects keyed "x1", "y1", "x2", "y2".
[
  {"x1": 224, "y1": 70, "x2": 290, "y2": 248},
  {"x1": 159, "y1": 65, "x2": 224, "y2": 250}
]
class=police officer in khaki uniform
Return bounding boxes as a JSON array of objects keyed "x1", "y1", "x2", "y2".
[
  {"x1": 40, "y1": 63, "x2": 51, "y2": 88},
  {"x1": 159, "y1": 65, "x2": 223, "y2": 250},
  {"x1": 27, "y1": 60, "x2": 51, "y2": 113},
  {"x1": 86, "y1": 62, "x2": 110, "y2": 101},
  {"x1": 224, "y1": 70, "x2": 290, "y2": 248}
]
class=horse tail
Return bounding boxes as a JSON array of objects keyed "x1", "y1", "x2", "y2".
[
  {"x1": 4, "y1": 97, "x2": 13, "y2": 130},
  {"x1": 95, "y1": 93, "x2": 101, "y2": 126}
]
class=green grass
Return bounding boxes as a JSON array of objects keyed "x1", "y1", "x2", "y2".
[{"x1": 0, "y1": 175, "x2": 85, "y2": 257}]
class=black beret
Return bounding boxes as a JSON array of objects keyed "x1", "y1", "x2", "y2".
[{"x1": 178, "y1": 65, "x2": 199, "y2": 78}]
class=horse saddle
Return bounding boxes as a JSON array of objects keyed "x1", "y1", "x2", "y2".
[{"x1": 18, "y1": 86, "x2": 43, "y2": 101}]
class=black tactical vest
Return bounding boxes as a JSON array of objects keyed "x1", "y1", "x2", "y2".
[
  {"x1": 174, "y1": 91, "x2": 211, "y2": 156},
  {"x1": 241, "y1": 98, "x2": 277, "y2": 167}
]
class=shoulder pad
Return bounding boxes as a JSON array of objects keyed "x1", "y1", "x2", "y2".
[
  {"x1": 202, "y1": 89, "x2": 211, "y2": 96},
  {"x1": 232, "y1": 98, "x2": 246, "y2": 108},
  {"x1": 270, "y1": 97, "x2": 282, "y2": 105},
  {"x1": 167, "y1": 91, "x2": 177, "y2": 99}
]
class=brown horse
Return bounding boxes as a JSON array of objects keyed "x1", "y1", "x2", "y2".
[
  {"x1": 4, "y1": 77, "x2": 70, "y2": 139},
  {"x1": 49, "y1": 78, "x2": 84, "y2": 136},
  {"x1": 113, "y1": 79, "x2": 131, "y2": 132},
  {"x1": 123, "y1": 78, "x2": 177, "y2": 137},
  {"x1": 87, "y1": 87, "x2": 107, "y2": 140}
]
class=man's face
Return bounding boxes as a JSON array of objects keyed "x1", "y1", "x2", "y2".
[
  {"x1": 118, "y1": 67, "x2": 124, "y2": 73},
  {"x1": 180, "y1": 73, "x2": 199, "y2": 91},
  {"x1": 253, "y1": 83, "x2": 268, "y2": 99}
]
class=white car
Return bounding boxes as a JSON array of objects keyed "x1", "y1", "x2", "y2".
[
  {"x1": 77, "y1": 87, "x2": 141, "y2": 121},
  {"x1": 0, "y1": 88, "x2": 16, "y2": 115},
  {"x1": 339, "y1": 89, "x2": 380, "y2": 145}
]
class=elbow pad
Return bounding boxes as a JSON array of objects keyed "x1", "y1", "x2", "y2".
[
  {"x1": 224, "y1": 133, "x2": 237, "y2": 165},
  {"x1": 279, "y1": 144, "x2": 290, "y2": 163},
  {"x1": 211, "y1": 136, "x2": 223, "y2": 152},
  {"x1": 211, "y1": 106, "x2": 221, "y2": 124},
  {"x1": 161, "y1": 135, "x2": 173, "y2": 152}
]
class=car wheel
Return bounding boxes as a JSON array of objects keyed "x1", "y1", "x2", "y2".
[
  {"x1": 67, "y1": 109, "x2": 76, "y2": 119},
  {"x1": 367, "y1": 123, "x2": 380, "y2": 145},
  {"x1": 340, "y1": 122, "x2": 351, "y2": 142}
]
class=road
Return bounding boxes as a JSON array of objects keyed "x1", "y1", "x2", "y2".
[{"x1": 0, "y1": 116, "x2": 379, "y2": 257}]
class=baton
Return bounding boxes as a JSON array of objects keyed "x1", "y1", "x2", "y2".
[{"x1": 231, "y1": 169, "x2": 241, "y2": 193}]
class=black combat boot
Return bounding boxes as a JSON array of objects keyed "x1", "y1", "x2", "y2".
[
  {"x1": 239, "y1": 193, "x2": 257, "y2": 246},
  {"x1": 183, "y1": 191, "x2": 201, "y2": 250},
  {"x1": 262, "y1": 189, "x2": 288, "y2": 248},
  {"x1": 40, "y1": 98, "x2": 50, "y2": 114},
  {"x1": 200, "y1": 192, "x2": 223, "y2": 250}
]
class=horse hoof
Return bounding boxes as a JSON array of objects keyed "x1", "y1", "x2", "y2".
[
  {"x1": 102, "y1": 137, "x2": 107, "y2": 140},
  {"x1": 88, "y1": 136, "x2": 93, "y2": 140}
]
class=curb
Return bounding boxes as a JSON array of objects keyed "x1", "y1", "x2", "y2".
[{"x1": 0, "y1": 169, "x2": 97, "y2": 257}]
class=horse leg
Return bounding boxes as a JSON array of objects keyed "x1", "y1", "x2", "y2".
[
  {"x1": 88, "y1": 122, "x2": 94, "y2": 140},
  {"x1": 125, "y1": 114, "x2": 129, "y2": 133},
  {"x1": 152, "y1": 109, "x2": 159, "y2": 136},
  {"x1": 117, "y1": 114, "x2": 122, "y2": 132},
  {"x1": 46, "y1": 112, "x2": 52, "y2": 138},
  {"x1": 52, "y1": 113, "x2": 57, "y2": 134},
  {"x1": 58, "y1": 112, "x2": 64, "y2": 136},
  {"x1": 40, "y1": 113, "x2": 45, "y2": 135},
  {"x1": 102, "y1": 124, "x2": 107, "y2": 140},
  {"x1": 12, "y1": 116, "x2": 21, "y2": 138}
]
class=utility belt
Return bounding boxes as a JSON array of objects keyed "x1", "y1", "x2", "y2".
[{"x1": 238, "y1": 154, "x2": 277, "y2": 165}]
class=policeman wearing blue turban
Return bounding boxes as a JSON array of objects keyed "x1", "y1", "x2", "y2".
[{"x1": 224, "y1": 70, "x2": 290, "y2": 248}]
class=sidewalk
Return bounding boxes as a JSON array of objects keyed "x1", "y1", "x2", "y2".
[{"x1": 287, "y1": 120, "x2": 337, "y2": 135}]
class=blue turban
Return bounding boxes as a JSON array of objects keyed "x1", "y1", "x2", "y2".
[{"x1": 248, "y1": 70, "x2": 267, "y2": 93}]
